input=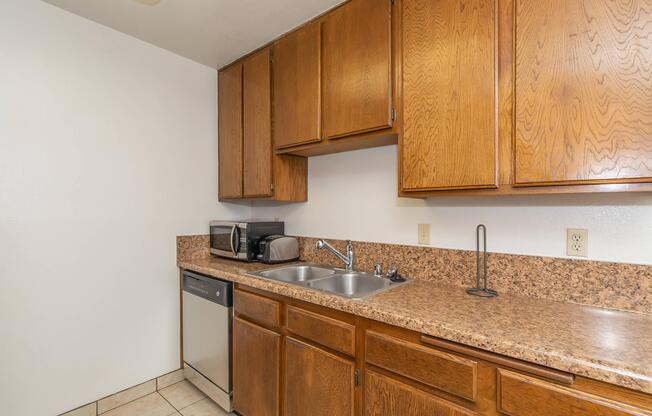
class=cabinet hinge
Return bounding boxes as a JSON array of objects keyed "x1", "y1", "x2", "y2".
[
  {"x1": 391, "y1": 108, "x2": 397, "y2": 123},
  {"x1": 270, "y1": 183, "x2": 275, "y2": 191},
  {"x1": 354, "y1": 369, "x2": 360, "y2": 387}
]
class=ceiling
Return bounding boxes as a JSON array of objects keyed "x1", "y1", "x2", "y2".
[{"x1": 42, "y1": 0, "x2": 344, "y2": 68}]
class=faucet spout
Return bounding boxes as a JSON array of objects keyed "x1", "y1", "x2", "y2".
[{"x1": 315, "y1": 239, "x2": 354, "y2": 271}]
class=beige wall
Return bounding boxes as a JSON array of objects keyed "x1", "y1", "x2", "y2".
[
  {"x1": 252, "y1": 145, "x2": 652, "y2": 265},
  {"x1": 0, "y1": 1, "x2": 245, "y2": 414}
]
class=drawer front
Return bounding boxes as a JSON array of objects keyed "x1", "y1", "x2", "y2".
[
  {"x1": 365, "y1": 370, "x2": 478, "y2": 416},
  {"x1": 234, "y1": 289, "x2": 281, "y2": 329},
  {"x1": 365, "y1": 331, "x2": 477, "y2": 402},
  {"x1": 286, "y1": 305, "x2": 355, "y2": 356},
  {"x1": 498, "y1": 370, "x2": 650, "y2": 416}
]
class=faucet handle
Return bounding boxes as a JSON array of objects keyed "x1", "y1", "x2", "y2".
[
  {"x1": 373, "y1": 264, "x2": 383, "y2": 277},
  {"x1": 387, "y1": 265, "x2": 406, "y2": 283},
  {"x1": 386, "y1": 265, "x2": 398, "y2": 279}
]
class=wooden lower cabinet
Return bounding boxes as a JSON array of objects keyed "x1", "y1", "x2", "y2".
[
  {"x1": 365, "y1": 370, "x2": 477, "y2": 416},
  {"x1": 284, "y1": 337, "x2": 355, "y2": 416},
  {"x1": 233, "y1": 316, "x2": 281, "y2": 416},
  {"x1": 230, "y1": 285, "x2": 652, "y2": 416},
  {"x1": 497, "y1": 370, "x2": 651, "y2": 416},
  {"x1": 365, "y1": 331, "x2": 477, "y2": 402}
]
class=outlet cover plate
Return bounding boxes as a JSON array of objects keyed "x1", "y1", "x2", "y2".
[
  {"x1": 418, "y1": 224, "x2": 430, "y2": 245},
  {"x1": 567, "y1": 228, "x2": 588, "y2": 257}
]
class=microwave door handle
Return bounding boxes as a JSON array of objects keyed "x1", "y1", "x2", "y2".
[
  {"x1": 230, "y1": 225, "x2": 241, "y2": 255},
  {"x1": 229, "y1": 225, "x2": 237, "y2": 255}
]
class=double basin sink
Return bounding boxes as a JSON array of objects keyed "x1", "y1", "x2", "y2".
[{"x1": 248, "y1": 263, "x2": 407, "y2": 299}]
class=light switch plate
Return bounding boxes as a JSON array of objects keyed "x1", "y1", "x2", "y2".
[
  {"x1": 418, "y1": 224, "x2": 430, "y2": 245},
  {"x1": 567, "y1": 228, "x2": 588, "y2": 257}
]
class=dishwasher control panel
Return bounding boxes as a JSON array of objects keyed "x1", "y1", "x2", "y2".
[{"x1": 182, "y1": 270, "x2": 232, "y2": 307}]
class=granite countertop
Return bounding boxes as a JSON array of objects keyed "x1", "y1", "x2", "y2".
[{"x1": 178, "y1": 256, "x2": 652, "y2": 395}]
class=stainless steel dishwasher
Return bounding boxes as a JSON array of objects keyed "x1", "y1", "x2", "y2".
[{"x1": 182, "y1": 270, "x2": 233, "y2": 412}]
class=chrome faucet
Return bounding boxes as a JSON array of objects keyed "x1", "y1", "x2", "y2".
[{"x1": 316, "y1": 239, "x2": 354, "y2": 271}]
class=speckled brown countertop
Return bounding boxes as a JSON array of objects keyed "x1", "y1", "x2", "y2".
[{"x1": 178, "y1": 255, "x2": 652, "y2": 395}]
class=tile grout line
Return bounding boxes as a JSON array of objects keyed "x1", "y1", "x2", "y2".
[
  {"x1": 96, "y1": 381, "x2": 157, "y2": 415},
  {"x1": 159, "y1": 379, "x2": 207, "y2": 412},
  {"x1": 157, "y1": 390, "x2": 181, "y2": 415},
  {"x1": 98, "y1": 391, "x2": 157, "y2": 416},
  {"x1": 60, "y1": 369, "x2": 183, "y2": 416},
  {"x1": 177, "y1": 395, "x2": 207, "y2": 412}
]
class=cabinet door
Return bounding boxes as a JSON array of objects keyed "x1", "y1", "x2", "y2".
[
  {"x1": 514, "y1": 0, "x2": 652, "y2": 185},
  {"x1": 284, "y1": 337, "x2": 354, "y2": 416},
  {"x1": 365, "y1": 370, "x2": 477, "y2": 416},
  {"x1": 233, "y1": 317, "x2": 280, "y2": 416},
  {"x1": 498, "y1": 369, "x2": 649, "y2": 416},
  {"x1": 322, "y1": 0, "x2": 392, "y2": 139},
  {"x1": 243, "y1": 49, "x2": 273, "y2": 197},
  {"x1": 401, "y1": 0, "x2": 497, "y2": 191},
  {"x1": 218, "y1": 63, "x2": 243, "y2": 199},
  {"x1": 273, "y1": 22, "x2": 321, "y2": 149}
]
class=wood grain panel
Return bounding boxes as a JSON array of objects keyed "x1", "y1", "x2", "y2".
[
  {"x1": 243, "y1": 48, "x2": 273, "y2": 197},
  {"x1": 365, "y1": 370, "x2": 477, "y2": 416},
  {"x1": 272, "y1": 21, "x2": 321, "y2": 149},
  {"x1": 515, "y1": 0, "x2": 652, "y2": 185},
  {"x1": 233, "y1": 317, "x2": 280, "y2": 416},
  {"x1": 286, "y1": 305, "x2": 355, "y2": 356},
  {"x1": 234, "y1": 289, "x2": 281, "y2": 329},
  {"x1": 322, "y1": 0, "x2": 392, "y2": 139},
  {"x1": 365, "y1": 331, "x2": 477, "y2": 401},
  {"x1": 284, "y1": 337, "x2": 355, "y2": 416},
  {"x1": 497, "y1": 369, "x2": 651, "y2": 416},
  {"x1": 420, "y1": 335, "x2": 575, "y2": 385},
  {"x1": 218, "y1": 63, "x2": 243, "y2": 199},
  {"x1": 271, "y1": 154, "x2": 308, "y2": 201},
  {"x1": 401, "y1": 0, "x2": 497, "y2": 191}
]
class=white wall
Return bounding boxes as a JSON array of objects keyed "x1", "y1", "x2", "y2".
[
  {"x1": 0, "y1": 1, "x2": 247, "y2": 415},
  {"x1": 252, "y1": 146, "x2": 652, "y2": 265}
]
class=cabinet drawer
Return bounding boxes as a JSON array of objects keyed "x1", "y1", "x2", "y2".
[
  {"x1": 234, "y1": 289, "x2": 281, "y2": 329},
  {"x1": 498, "y1": 369, "x2": 650, "y2": 416},
  {"x1": 365, "y1": 370, "x2": 477, "y2": 416},
  {"x1": 365, "y1": 331, "x2": 477, "y2": 401},
  {"x1": 286, "y1": 306, "x2": 355, "y2": 356}
]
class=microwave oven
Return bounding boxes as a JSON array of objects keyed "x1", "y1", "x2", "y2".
[{"x1": 209, "y1": 221, "x2": 284, "y2": 261}]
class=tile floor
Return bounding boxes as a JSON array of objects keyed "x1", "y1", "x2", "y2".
[{"x1": 101, "y1": 380, "x2": 231, "y2": 416}]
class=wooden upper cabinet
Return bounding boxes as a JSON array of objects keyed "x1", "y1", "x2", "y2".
[
  {"x1": 514, "y1": 0, "x2": 652, "y2": 186},
  {"x1": 218, "y1": 48, "x2": 308, "y2": 202},
  {"x1": 243, "y1": 49, "x2": 273, "y2": 197},
  {"x1": 322, "y1": 0, "x2": 393, "y2": 139},
  {"x1": 218, "y1": 63, "x2": 243, "y2": 199},
  {"x1": 400, "y1": 0, "x2": 497, "y2": 191},
  {"x1": 272, "y1": 21, "x2": 321, "y2": 149}
]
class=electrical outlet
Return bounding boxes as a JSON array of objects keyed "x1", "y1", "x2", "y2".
[
  {"x1": 567, "y1": 229, "x2": 588, "y2": 257},
  {"x1": 418, "y1": 224, "x2": 430, "y2": 245}
]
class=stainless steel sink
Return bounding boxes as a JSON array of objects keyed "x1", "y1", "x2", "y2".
[
  {"x1": 255, "y1": 264, "x2": 336, "y2": 283},
  {"x1": 248, "y1": 263, "x2": 406, "y2": 299},
  {"x1": 306, "y1": 272, "x2": 393, "y2": 299}
]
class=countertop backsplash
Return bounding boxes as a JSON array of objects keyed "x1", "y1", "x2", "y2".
[{"x1": 177, "y1": 235, "x2": 651, "y2": 314}]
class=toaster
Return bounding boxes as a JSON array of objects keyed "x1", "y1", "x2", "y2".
[{"x1": 257, "y1": 235, "x2": 299, "y2": 264}]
